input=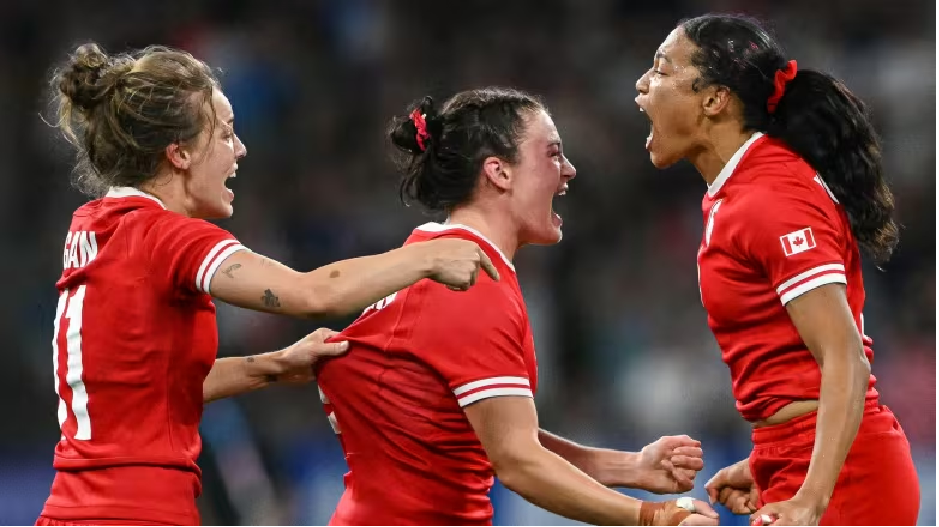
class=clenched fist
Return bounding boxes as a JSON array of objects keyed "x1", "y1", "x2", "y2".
[
  {"x1": 705, "y1": 458, "x2": 759, "y2": 515},
  {"x1": 637, "y1": 435, "x2": 706, "y2": 494},
  {"x1": 418, "y1": 238, "x2": 500, "y2": 290}
]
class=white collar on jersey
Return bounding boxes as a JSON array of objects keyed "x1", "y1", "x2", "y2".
[
  {"x1": 105, "y1": 186, "x2": 167, "y2": 209},
  {"x1": 415, "y1": 222, "x2": 516, "y2": 272},
  {"x1": 707, "y1": 132, "x2": 764, "y2": 197}
]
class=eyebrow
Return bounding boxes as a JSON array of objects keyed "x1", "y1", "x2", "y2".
[{"x1": 654, "y1": 51, "x2": 671, "y2": 63}]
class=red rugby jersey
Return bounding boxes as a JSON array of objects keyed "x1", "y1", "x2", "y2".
[
  {"x1": 696, "y1": 133, "x2": 877, "y2": 422},
  {"x1": 317, "y1": 222, "x2": 537, "y2": 526},
  {"x1": 43, "y1": 187, "x2": 246, "y2": 524}
]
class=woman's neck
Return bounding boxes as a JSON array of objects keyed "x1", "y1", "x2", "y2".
[
  {"x1": 446, "y1": 206, "x2": 519, "y2": 262},
  {"x1": 139, "y1": 174, "x2": 190, "y2": 217},
  {"x1": 690, "y1": 128, "x2": 754, "y2": 185}
]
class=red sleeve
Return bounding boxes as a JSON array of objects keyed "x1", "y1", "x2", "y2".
[
  {"x1": 738, "y1": 185, "x2": 847, "y2": 305},
  {"x1": 146, "y1": 212, "x2": 249, "y2": 295},
  {"x1": 413, "y1": 280, "x2": 532, "y2": 408}
]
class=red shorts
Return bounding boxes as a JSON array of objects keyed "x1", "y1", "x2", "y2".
[
  {"x1": 750, "y1": 401, "x2": 919, "y2": 525},
  {"x1": 36, "y1": 517, "x2": 172, "y2": 526}
]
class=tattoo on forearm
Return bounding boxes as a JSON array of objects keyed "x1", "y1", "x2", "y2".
[
  {"x1": 261, "y1": 289, "x2": 281, "y2": 308},
  {"x1": 245, "y1": 356, "x2": 277, "y2": 383},
  {"x1": 222, "y1": 263, "x2": 242, "y2": 279}
]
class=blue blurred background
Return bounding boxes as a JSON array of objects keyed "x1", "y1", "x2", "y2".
[{"x1": 0, "y1": 0, "x2": 933, "y2": 524}]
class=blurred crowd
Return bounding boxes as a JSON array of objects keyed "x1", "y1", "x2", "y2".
[{"x1": 0, "y1": 0, "x2": 933, "y2": 525}]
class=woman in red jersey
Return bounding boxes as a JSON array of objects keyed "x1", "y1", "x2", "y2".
[
  {"x1": 635, "y1": 14, "x2": 919, "y2": 526},
  {"x1": 39, "y1": 43, "x2": 498, "y2": 526},
  {"x1": 317, "y1": 88, "x2": 719, "y2": 526}
]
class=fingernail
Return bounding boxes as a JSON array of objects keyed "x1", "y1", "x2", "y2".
[{"x1": 339, "y1": 341, "x2": 349, "y2": 350}]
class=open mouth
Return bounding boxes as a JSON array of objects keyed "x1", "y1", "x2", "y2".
[
  {"x1": 639, "y1": 106, "x2": 654, "y2": 150},
  {"x1": 224, "y1": 164, "x2": 238, "y2": 198},
  {"x1": 551, "y1": 183, "x2": 568, "y2": 226}
]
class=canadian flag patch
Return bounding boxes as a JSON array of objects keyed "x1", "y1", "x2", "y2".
[{"x1": 780, "y1": 228, "x2": 816, "y2": 256}]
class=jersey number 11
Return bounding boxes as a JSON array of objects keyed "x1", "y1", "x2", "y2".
[{"x1": 53, "y1": 286, "x2": 92, "y2": 441}]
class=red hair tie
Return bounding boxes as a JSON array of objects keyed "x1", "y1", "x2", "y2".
[
  {"x1": 409, "y1": 109, "x2": 430, "y2": 151},
  {"x1": 767, "y1": 59, "x2": 798, "y2": 114}
]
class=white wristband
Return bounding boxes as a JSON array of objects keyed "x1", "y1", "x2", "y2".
[{"x1": 675, "y1": 496, "x2": 696, "y2": 512}]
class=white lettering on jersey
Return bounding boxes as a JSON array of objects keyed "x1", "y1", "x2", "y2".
[
  {"x1": 363, "y1": 291, "x2": 397, "y2": 314},
  {"x1": 704, "y1": 199, "x2": 723, "y2": 247},
  {"x1": 327, "y1": 412, "x2": 341, "y2": 434},
  {"x1": 62, "y1": 232, "x2": 73, "y2": 268},
  {"x1": 79, "y1": 231, "x2": 98, "y2": 267},
  {"x1": 696, "y1": 247, "x2": 704, "y2": 304},
  {"x1": 814, "y1": 174, "x2": 839, "y2": 203},
  {"x1": 317, "y1": 385, "x2": 341, "y2": 434},
  {"x1": 63, "y1": 231, "x2": 99, "y2": 269},
  {"x1": 67, "y1": 234, "x2": 80, "y2": 269},
  {"x1": 780, "y1": 228, "x2": 817, "y2": 256}
]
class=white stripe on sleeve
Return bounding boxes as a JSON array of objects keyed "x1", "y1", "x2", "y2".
[
  {"x1": 775, "y1": 264, "x2": 845, "y2": 295},
  {"x1": 201, "y1": 244, "x2": 249, "y2": 294},
  {"x1": 458, "y1": 387, "x2": 533, "y2": 407},
  {"x1": 195, "y1": 240, "x2": 241, "y2": 292},
  {"x1": 453, "y1": 376, "x2": 530, "y2": 396},
  {"x1": 779, "y1": 273, "x2": 847, "y2": 305}
]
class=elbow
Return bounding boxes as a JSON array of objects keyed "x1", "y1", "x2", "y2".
[
  {"x1": 847, "y1": 340, "x2": 871, "y2": 380},
  {"x1": 857, "y1": 352, "x2": 871, "y2": 374},
  {"x1": 847, "y1": 352, "x2": 871, "y2": 393},
  {"x1": 820, "y1": 341, "x2": 870, "y2": 385},
  {"x1": 493, "y1": 461, "x2": 524, "y2": 493},
  {"x1": 301, "y1": 278, "x2": 345, "y2": 318},
  {"x1": 489, "y1": 446, "x2": 539, "y2": 492},
  {"x1": 855, "y1": 353, "x2": 872, "y2": 382},
  {"x1": 840, "y1": 351, "x2": 871, "y2": 407}
]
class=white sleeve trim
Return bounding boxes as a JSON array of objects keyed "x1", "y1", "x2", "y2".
[
  {"x1": 458, "y1": 387, "x2": 533, "y2": 407},
  {"x1": 775, "y1": 263, "x2": 845, "y2": 295},
  {"x1": 195, "y1": 240, "x2": 240, "y2": 292},
  {"x1": 453, "y1": 376, "x2": 530, "y2": 396},
  {"x1": 453, "y1": 376, "x2": 532, "y2": 407},
  {"x1": 200, "y1": 244, "x2": 249, "y2": 294},
  {"x1": 779, "y1": 273, "x2": 847, "y2": 305}
]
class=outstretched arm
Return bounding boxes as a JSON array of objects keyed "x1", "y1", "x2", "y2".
[
  {"x1": 464, "y1": 397, "x2": 717, "y2": 526},
  {"x1": 208, "y1": 238, "x2": 498, "y2": 318}
]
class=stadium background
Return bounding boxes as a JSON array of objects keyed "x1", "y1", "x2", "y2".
[{"x1": 0, "y1": 0, "x2": 933, "y2": 524}]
